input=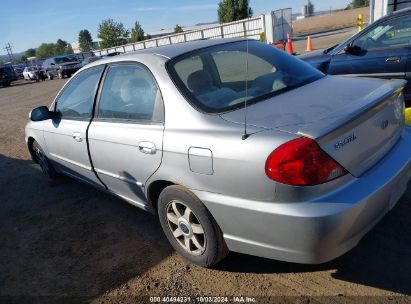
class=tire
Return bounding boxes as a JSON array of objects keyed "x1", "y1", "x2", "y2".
[
  {"x1": 3, "y1": 82, "x2": 11, "y2": 87},
  {"x1": 158, "y1": 185, "x2": 228, "y2": 267},
  {"x1": 67, "y1": 73, "x2": 72, "y2": 78},
  {"x1": 32, "y1": 141, "x2": 59, "y2": 183}
]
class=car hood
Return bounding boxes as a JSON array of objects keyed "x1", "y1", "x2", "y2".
[
  {"x1": 298, "y1": 49, "x2": 331, "y2": 67},
  {"x1": 220, "y1": 75, "x2": 405, "y2": 138}
]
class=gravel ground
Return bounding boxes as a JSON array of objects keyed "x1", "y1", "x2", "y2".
[
  {"x1": 0, "y1": 73, "x2": 410, "y2": 304},
  {"x1": 293, "y1": 28, "x2": 358, "y2": 54}
]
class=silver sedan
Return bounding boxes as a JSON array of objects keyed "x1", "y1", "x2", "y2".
[{"x1": 25, "y1": 38, "x2": 411, "y2": 267}]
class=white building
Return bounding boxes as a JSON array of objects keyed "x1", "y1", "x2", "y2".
[{"x1": 370, "y1": 0, "x2": 411, "y2": 23}]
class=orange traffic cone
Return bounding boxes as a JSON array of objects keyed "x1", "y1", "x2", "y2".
[
  {"x1": 287, "y1": 32, "x2": 294, "y2": 55},
  {"x1": 306, "y1": 36, "x2": 313, "y2": 52}
]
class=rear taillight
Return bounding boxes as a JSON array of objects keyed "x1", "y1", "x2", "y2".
[{"x1": 265, "y1": 137, "x2": 347, "y2": 186}]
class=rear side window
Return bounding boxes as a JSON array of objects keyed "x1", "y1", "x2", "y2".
[
  {"x1": 55, "y1": 66, "x2": 103, "y2": 119},
  {"x1": 97, "y1": 64, "x2": 163, "y2": 122}
]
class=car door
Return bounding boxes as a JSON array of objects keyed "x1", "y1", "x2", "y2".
[
  {"x1": 328, "y1": 14, "x2": 411, "y2": 90},
  {"x1": 43, "y1": 65, "x2": 105, "y2": 187},
  {"x1": 88, "y1": 63, "x2": 164, "y2": 208}
]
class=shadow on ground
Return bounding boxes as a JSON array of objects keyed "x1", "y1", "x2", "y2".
[
  {"x1": 0, "y1": 155, "x2": 172, "y2": 297},
  {"x1": 1, "y1": 154, "x2": 410, "y2": 297}
]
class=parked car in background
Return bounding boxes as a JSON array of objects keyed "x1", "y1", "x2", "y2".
[
  {"x1": 43, "y1": 56, "x2": 81, "y2": 79},
  {"x1": 13, "y1": 66, "x2": 24, "y2": 78},
  {"x1": 25, "y1": 39, "x2": 411, "y2": 267},
  {"x1": 299, "y1": 7, "x2": 411, "y2": 107},
  {"x1": 101, "y1": 51, "x2": 123, "y2": 58},
  {"x1": 0, "y1": 64, "x2": 16, "y2": 87},
  {"x1": 23, "y1": 66, "x2": 47, "y2": 81},
  {"x1": 81, "y1": 56, "x2": 101, "y2": 67}
]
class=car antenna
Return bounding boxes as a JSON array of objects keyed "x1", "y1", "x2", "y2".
[{"x1": 242, "y1": 8, "x2": 250, "y2": 140}]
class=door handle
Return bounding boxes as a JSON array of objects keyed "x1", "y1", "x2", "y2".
[
  {"x1": 385, "y1": 57, "x2": 401, "y2": 64},
  {"x1": 72, "y1": 132, "x2": 82, "y2": 142},
  {"x1": 138, "y1": 141, "x2": 156, "y2": 154}
]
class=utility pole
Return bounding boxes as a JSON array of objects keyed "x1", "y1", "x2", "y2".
[{"x1": 3, "y1": 43, "x2": 14, "y2": 61}]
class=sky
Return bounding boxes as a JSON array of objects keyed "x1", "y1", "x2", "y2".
[{"x1": 0, "y1": 0, "x2": 351, "y2": 55}]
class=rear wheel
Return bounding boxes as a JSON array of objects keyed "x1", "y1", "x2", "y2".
[
  {"x1": 158, "y1": 185, "x2": 228, "y2": 267},
  {"x1": 32, "y1": 141, "x2": 58, "y2": 183}
]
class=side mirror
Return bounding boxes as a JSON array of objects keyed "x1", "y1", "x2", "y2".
[
  {"x1": 344, "y1": 43, "x2": 362, "y2": 55},
  {"x1": 30, "y1": 106, "x2": 51, "y2": 121}
]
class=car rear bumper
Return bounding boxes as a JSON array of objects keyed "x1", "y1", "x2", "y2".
[
  {"x1": 61, "y1": 67, "x2": 80, "y2": 75},
  {"x1": 193, "y1": 127, "x2": 411, "y2": 264}
]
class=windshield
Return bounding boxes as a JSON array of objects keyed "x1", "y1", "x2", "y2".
[
  {"x1": 167, "y1": 40, "x2": 323, "y2": 113},
  {"x1": 55, "y1": 57, "x2": 72, "y2": 64}
]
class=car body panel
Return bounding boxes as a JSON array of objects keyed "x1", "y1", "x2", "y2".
[
  {"x1": 298, "y1": 8, "x2": 411, "y2": 102},
  {"x1": 43, "y1": 119, "x2": 103, "y2": 187},
  {"x1": 221, "y1": 75, "x2": 406, "y2": 176},
  {"x1": 88, "y1": 121, "x2": 164, "y2": 209},
  {"x1": 25, "y1": 38, "x2": 411, "y2": 264},
  {"x1": 194, "y1": 126, "x2": 411, "y2": 263}
]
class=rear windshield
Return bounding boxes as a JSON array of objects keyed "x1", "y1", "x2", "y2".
[{"x1": 167, "y1": 40, "x2": 323, "y2": 113}]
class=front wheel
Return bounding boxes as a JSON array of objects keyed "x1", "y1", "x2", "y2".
[
  {"x1": 158, "y1": 185, "x2": 228, "y2": 267},
  {"x1": 32, "y1": 141, "x2": 58, "y2": 183}
]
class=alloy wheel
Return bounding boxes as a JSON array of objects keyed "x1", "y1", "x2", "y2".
[{"x1": 166, "y1": 200, "x2": 206, "y2": 256}]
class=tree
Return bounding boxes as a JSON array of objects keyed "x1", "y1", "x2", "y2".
[
  {"x1": 131, "y1": 21, "x2": 145, "y2": 42},
  {"x1": 36, "y1": 43, "x2": 57, "y2": 58},
  {"x1": 218, "y1": 0, "x2": 253, "y2": 23},
  {"x1": 346, "y1": 0, "x2": 369, "y2": 9},
  {"x1": 98, "y1": 18, "x2": 130, "y2": 49},
  {"x1": 78, "y1": 29, "x2": 93, "y2": 52},
  {"x1": 55, "y1": 39, "x2": 68, "y2": 55},
  {"x1": 21, "y1": 55, "x2": 28, "y2": 62},
  {"x1": 64, "y1": 44, "x2": 73, "y2": 55},
  {"x1": 174, "y1": 24, "x2": 183, "y2": 33},
  {"x1": 25, "y1": 48, "x2": 36, "y2": 58}
]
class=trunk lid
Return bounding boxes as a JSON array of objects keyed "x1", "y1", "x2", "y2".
[{"x1": 221, "y1": 76, "x2": 406, "y2": 177}]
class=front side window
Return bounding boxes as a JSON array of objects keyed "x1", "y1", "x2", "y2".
[
  {"x1": 55, "y1": 66, "x2": 103, "y2": 119},
  {"x1": 167, "y1": 40, "x2": 323, "y2": 113},
  {"x1": 97, "y1": 64, "x2": 162, "y2": 122},
  {"x1": 353, "y1": 15, "x2": 411, "y2": 50}
]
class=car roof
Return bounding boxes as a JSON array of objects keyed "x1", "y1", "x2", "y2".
[
  {"x1": 129, "y1": 37, "x2": 244, "y2": 59},
  {"x1": 81, "y1": 38, "x2": 248, "y2": 72}
]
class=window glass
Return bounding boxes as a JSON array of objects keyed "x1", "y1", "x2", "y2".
[
  {"x1": 353, "y1": 15, "x2": 411, "y2": 50},
  {"x1": 167, "y1": 40, "x2": 323, "y2": 113},
  {"x1": 174, "y1": 55, "x2": 204, "y2": 87},
  {"x1": 98, "y1": 65, "x2": 161, "y2": 122},
  {"x1": 212, "y1": 51, "x2": 275, "y2": 83},
  {"x1": 55, "y1": 66, "x2": 103, "y2": 119}
]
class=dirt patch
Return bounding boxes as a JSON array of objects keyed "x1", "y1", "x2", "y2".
[
  {"x1": 1, "y1": 77, "x2": 410, "y2": 303},
  {"x1": 293, "y1": 7, "x2": 369, "y2": 35}
]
